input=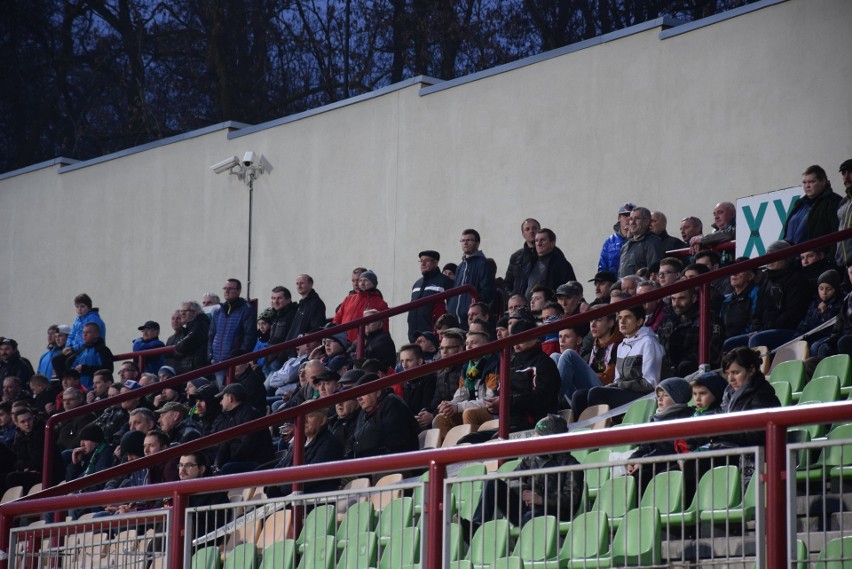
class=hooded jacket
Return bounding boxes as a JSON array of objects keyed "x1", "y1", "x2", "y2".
[
  {"x1": 598, "y1": 223, "x2": 627, "y2": 275},
  {"x1": 613, "y1": 327, "x2": 665, "y2": 393},
  {"x1": 68, "y1": 309, "x2": 106, "y2": 352},
  {"x1": 447, "y1": 250, "x2": 495, "y2": 326},
  {"x1": 508, "y1": 344, "x2": 560, "y2": 431},
  {"x1": 333, "y1": 288, "x2": 389, "y2": 342}
]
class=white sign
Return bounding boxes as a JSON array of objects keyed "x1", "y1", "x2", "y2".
[{"x1": 735, "y1": 186, "x2": 802, "y2": 258}]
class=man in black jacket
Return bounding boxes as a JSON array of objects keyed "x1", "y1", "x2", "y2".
[
  {"x1": 526, "y1": 228, "x2": 576, "y2": 299},
  {"x1": 173, "y1": 301, "x2": 210, "y2": 374},
  {"x1": 504, "y1": 218, "x2": 540, "y2": 298},
  {"x1": 213, "y1": 383, "x2": 273, "y2": 474},
  {"x1": 349, "y1": 374, "x2": 419, "y2": 459},
  {"x1": 0, "y1": 339, "x2": 34, "y2": 383},
  {"x1": 286, "y1": 275, "x2": 327, "y2": 341},
  {"x1": 265, "y1": 286, "x2": 298, "y2": 371},
  {"x1": 407, "y1": 250, "x2": 454, "y2": 342}
]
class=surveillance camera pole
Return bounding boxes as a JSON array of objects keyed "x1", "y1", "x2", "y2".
[{"x1": 246, "y1": 174, "x2": 254, "y2": 300}]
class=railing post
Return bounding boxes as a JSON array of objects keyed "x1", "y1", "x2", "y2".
[
  {"x1": 425, "y1": 460, "x2": 446, "y2": 569},
  {"x1": 292, "y1": 413, "x2": 305, "y2": 493},
  {"x1": 170, "y1": 490, "x2": 186, "y2": 569},
  {"x1": 356, "y1": 325, "x2": 365, "y2": 360},
  {"x1": 765, "y1": 422, "x2": 787, "y2": 568},
  {"x1": 41, "y1": 428, "x2": 54, "y2": 490},
  {"x1": 0, "y1": 511, "x2": 10, "y2": 569},
  {"x1": 498, "y1": 346, "x2": 511, "y2": 440},
  {"x1": 226, "y1": 365, "x2": 235, "y2": 386},
  {"x1": 698, "y1": 281, "x2": 711, "y2": 365}
]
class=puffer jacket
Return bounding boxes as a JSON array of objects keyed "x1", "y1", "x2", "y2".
[
  {"x1": 68, "y1": 309, "x2": 106, "y2": 351},
  {"x1": 598, "y1": 224, "x2": 626, "y2": 274},
  {"x1": 208, "y1": 297, "x2": 256, "y2": 364},
  {"x1": 333, "y1": 288, "x2": 389, "y2": 342},
  {"x1": 613, "y1": 327, "x2": 665, "y2": 393}
]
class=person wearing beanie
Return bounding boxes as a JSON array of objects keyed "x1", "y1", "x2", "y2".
[
  {"x1": 407, "y1": 250, "x2": 453, "y2": 342},
  {"x1": 723, "y1": 240, "x2": 810, "y2": 351},
  {"x1": 252, "y1": 309, "x2": 274, "y2": 368},
  {"x1": 689, "y1": 372, "x2": 727, "y2": 416},
  {"x1": 67, "y1": 423, "x2": 114, "y2": 485},
  {"x1": 625, "y1": 377, "x2": 693, "y2": 487},
  {"x1": 467, "y1": 412, "x2": 583, "y2": 531},
  {"x1": 333, "y1": 269, "x2": 389, "y2": 342},
  {"x1": 796, "y1": 269, "x2": 842, "y2": 353},
  {"x1": 503, "y1": 319, "x2": 560, "y2": 432}
]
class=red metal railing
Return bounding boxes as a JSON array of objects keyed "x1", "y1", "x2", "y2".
[
  {"x1": 41, "y1": 285, "x2": 477, "y2": 489},
  {"x1": 111, "y1": 345, "x2": 176, "y2": 375}
]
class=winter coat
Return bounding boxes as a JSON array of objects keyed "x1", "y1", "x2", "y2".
[
  {"x1": 285, "y1": 290, "x2": 327, "y2": 341},
  {"x1": 508, "y1": 345, "x2": 560, "y2": 431},
  {"x1": 598, "y1": 224, "x2": 626, "y2": 275},
  {"x1": 751, "y1": 265, "x2": 810, "y2": 331},
  {"x1": 208, "y1": 297, "x2": 257, "y2": 364},
  {"x1": 266, "y1": 426, "x2": 343, "y2": 496},
  {"x1": 447, "y1": 251, "x2": 496, "y2": 325},
  {"x1": 718, "y1": 370, "x2": 780, "y2": 446},
  {"x1": 402, "y1": 373, "x2": 437, "y2": 415},
  {"x1": 782, "y1": 185, "x2": 842, "y2": 245},
  {"x1": 334, "y1": 289, "x2": 389, "y2": 342},
  {"x1": 361, "y1": 330, "x2": 397, "y2": 372},
  {"x1": 65, "y1": 338, "x2": 114, "y2": 389},
  {"x1": 213, "y1": 402, "x2": 274, "y2": 467},
  {"x1": 618, "y1": 232, "x2": 665, "y2": 277},
  {"x1": 68, "y1": 309, "x2": 106, "y2": 352},
  {"x1": 407, "y1": 268, "x2": 453, "y2": 342},
  {"x1": 349, "y1": 392, "x2": 419, "y2": 459},
  {"x1": 795, "y1": 296, "x2": 841, "y2": 337},
  {"x1": 266, "y1": 302, "x2": 298, "y2": 370},
  {"x1": 656, "y1": 305, "x2": 722, "y2": 375},
  {"x1": 132, "y1": 337, "x2": 165, "y2": 374},
  {"x1": 505, "y1": 243, "x2": 538, "y2": 297},
  {"x1": 37, "y1": 346, "x2": 62, "y2": 378},
  {"x1": 0, "y1": 353, "x2": 34, "y2": 382},
  {"x1": 720, "y1": 283, "x2": 760, "y2": 338},
  {"x1": 525, "y1": 246, "x2": 576, "y2": 299},
  {"x1": 515, "y1": 451, "x2": 584, "y2": 521},
  {"x1": 613, "y1": 327, "x2": 665, "y2": 393},
  {"x1": 173, "y1": 315, "x2": 210, "y2": 374}
]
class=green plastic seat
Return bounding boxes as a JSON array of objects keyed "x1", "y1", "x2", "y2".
[
  {"x1": 259, "y1": 541, "x2": 297, "y2": 569},
  {"x1": 451, "y1": 464, "x2": 487, "y2": 522},
  {"x1": 797, "y1": 423, "x2": 852, "y2": 482},
  {"x1": 377, "y1": 496, "x2": 414, "y2": 546},
  {"x1": 336, "y1": 531, "x2": 376, "y2": 569},
  {"x1": 639, "y1": 470, "x2": 687, "y2": 520},
  {"x1": 795, "y1": 375, "x2": 841, "y2": 438},
  {"x1": 511, "y1": 515, "x2": 558, "y2": 565},
  {"x1": 492, "y1": 557, "x2": 523, "y2": 569},
  {"x1": 451, "y1": 519, "x2": 511, "y2": 569},
  {"x1": 591, "y1": 476, "x2": 636, "y2": 529},
  {"x1": 496, "y1": 459, "x2": 522, "y2": 473},
  {"x1": 224, "y1": 543, "x2": 258, "y2": 569},
  {"x1": 702, "y1": 470, "x2": 757, "y2": 524},
  {"x1": 297, "y1": 536, "x2": 336, "y2": 569},
  {"x1": 412, "y1": 470, "x2": 429, "y2": 516},
  {"x1": 558, "y1": 481, "x2": 589, "y2": 536},
  {"x1": 769, "y1": 359, "x2": 806, "y2": 399},
  {"x1": 666, "y1": 465, "x2": 741, "y2": 527},
  {"x1": 816, "y1": 535, "x2": 852, "y2": 568},
  {"x1": 770, "y1": 380, "x2": 793, "y2": 406},
  {"x1": 581, "y1": 450, "x2": 612, "y2": 501},
  {"x1": 553, "y1": 511, "x2": 610, "y2": 569},
  {"x1": 296, "y1": 504, "x2": 337, "y2": 550},
  {"x1": 611, "y1": 507, "x2": 662, "y2": 566},
  {"x1": 813, "y1": 354, "x2": 852, "y2": 388},
  {"x1": 379, "y1": 527, "x2": 420, "y2": 569},
  {"x1": 336, "y1": 501, "x2": 376, "y2": 549},
  {"x1": 191, "y1": 546, "x2": 222, "y2": 569},
  {"x1": 620, "y1": 397, "x2": 657, "y2": 425}
]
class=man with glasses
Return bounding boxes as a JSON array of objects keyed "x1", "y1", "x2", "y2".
[
  {"x1": 618, "y1": 206, "x2": 665, "y2": 278},
  {"x1": 526, "y1": 228, "x2": 576, "y2": 298},
  {"x1": 447, "y1": 229, "x2": 496, "y2": 329},
  {"x1": 657, "y1": 257, "x2": 684, "y2": 289},
  {"x1": 407, "y1": 250, "x2": 453, "y2": 342},
  {"x1": 207, "y1": 278, "x2": 256, "y2": 388},
  {"x1": 419, "y1": 330, "x2": 465, "y2": 431}
]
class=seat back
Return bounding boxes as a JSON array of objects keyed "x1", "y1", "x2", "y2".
[
  {"x1": 798, "y1": 375, "x2": 841, "y2": 406},
  {"x1": 224, "y1": 543, "x2": 258, "y2": 569},
  {"x1": 371, "y1": 473, "x2": 404, "y2": 510},
  {"x1": 256, "y1": 510, "x2": 292, "y2": 550},
  {"x1": 377, "y1": 497, "x2": 414, "y2": 542},
  {"x1": 640, "y1": 470, "x2": 686, "y2": 514},
  {"x1": 768, "y1": 340, "x2": 809, "y2": 373},
  {"x1": 511, "y1": 515, "x2": 557, "y2": 562},
  {"x1": 621, "y1": 397, "x2": 656, "y2": 425},
  {"x1": 581, "y1": 449, "x2": 613, "y2": 499},
  {"x1": 296, "y1": 504, "x2": 337, "y2": 548},
  {"x1": 770, "y1": 381, "x2": 793, "y2": 406},
  {"x1": 768, "y1": 359, "x2": 806, "y2": 392},
  {"x1": 576, "y1": 404, "x2": 611, "y2": 429},
  {"x1": 298, "y1": 535, "x2": 336, "y2": 569},
  {"x1": 442, "y1": 424, "x2": 473, "y2": 447},
  {"x1": 610, "y1": 507, "x2": 661, "y2": 566},
  {"x1": 451, "y1": 464, "x2": 487, "y2": 522},
  {"x1": 813, "y1": 354, "x2": 852, "y2": 388},
  {"x1": 259, "y1": 541, "x2": 296, "y2": 569},
  {"x1": 816, "y1": 535, "x2": 852, "y2": 568},
  {"x1": 696, "y1": 465, "x2": 741, "y2": 512},
  {"x1": 336, "y1": 531, "x2": 377, "y2": 569},
  {"x1": 562, "y1": 510, "x2": 610, "y2": 561},
  {"x1": 822, "y1": 423, "x2": 852, "y2": 468},
  {"x1": 336, "y1": 501, "x2": 376, "y2": 547},
  {"x1": 379, "y1": 527, "x2": 420, "y2": 569},
  {"x1": 468, "y1": 520, "x2": 511, "y2": 566},
  {"x1": 591, "y1": 476, "x2": 637, "y2": 521}
]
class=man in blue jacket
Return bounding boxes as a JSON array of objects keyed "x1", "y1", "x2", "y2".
[
  {"x1": 447, "y1": 229, "x2": 495, "y2": 329},
  {"x1": 208, "y1": 278, "x2": 257, "y2": 387}
]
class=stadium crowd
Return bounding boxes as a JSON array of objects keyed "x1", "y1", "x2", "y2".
[{"x1": 0, "y1": 159, "x2": 850, "y2": 518}]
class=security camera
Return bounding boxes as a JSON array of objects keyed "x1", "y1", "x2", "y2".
[
  {"x1": 211, "y1": 156, "x2": 239, "y2": 174},
  {"x1": 242, "y1": 151, "x2": 256, "y2": 167}
]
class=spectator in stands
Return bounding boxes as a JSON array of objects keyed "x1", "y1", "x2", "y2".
[
  {"x1": 407, "y1": 250, "x2": 452, "y2": 342},
  {"x1": 156, "y1": 402, "x2": 201, "y2": 445},
  {"x1": 586, "y1": 312, "x2": 623, "y2": 385},
  {"x1": 315, "y1": 370, "x2": 341, "y2": 400},
  {"x1": 447, "y1": 229, "x2": 496, "y2": 329},
  {"x1": 213, "y1": 383, "x2": 273, "y2": 474},
  {"x1": 172, "y1": 301, "x2": 210, "y2": 375},
  {"x1": 360, "y1": 309, "x2": 396, "y2": 370},
  {"x1": 528, "y1": 285, "x2": 553, "y2": 316},
  {"x1": 650, "y1": 211, "x2": 687, "y2": 252},
  {"x1": 599, "y1": 203, "x2": 635, "y2": 275},
  {"x1": 783, "y1": 165, "x2": 841, "y2": 245},
  {"x1": 349, "y1": 373, "x2": 419, "y2": 459},
  {"x1": 65, "y1": 293, "x2": 106, "y2": 352},
  {"x1": 266, "y1": 407, "x2": 343, "y2": 497},
  {"x1": 0, "y1": 403, "x2": 15, "y2": 445},
  {"x1": 619, "y1": 207, "x2": 665, "y2": 277},
  {"x1": 551, "y1": 325, "x2": 602, "y2": 404},
  {"x1": 267, "y1": 332, "x2": 321, "y2": 402},
  {"x1": 57, "y1": 386, "x2": 95, "y2": 451},
  {"x1": 800, "y1": 247, "x2": 835, "y2": 294},
  {"x1": 626, "y1": 377, "x2": 693, "y2": 485},
  {"x1": 525, "y1": 228, "x2": 576, "y2": 298},
  {"x1": 555, "y1": 282, "x2": 588, "y2": 327},
  {"x1": 505, "y1": 218, "x2": 540, "y2": 298},
  {"x1": 228, "y1": 350, "x2": 267, "y2": 413},
  {"x1": 208, "y1": 278, "x2": 257, "y2": 387},
  {"x1": 619, "y1": 275, "x2": 641, "y2": 297},
  {"x1": 201, "y1": 292, "x2": 220, "y2": 317},
  {"x1": 132, "y1": 321, "x2": 165, "y2": 374},
  {"x1": 432, "y1": 330, "x2": 498, "y2": 437},
  {"x1": 679, "y1": 216, "x2": 703, "y2": 244},
  {"x1": 60, "y1": 323, "x2": 114, "y2": 390},
  {"x1": 690, "y1": 371, "x2": 727, "y2": 419},
  {"x1": 321, "y1": 333, "x2": 351, "y2": 375},
  {"x1": 87, "y1": 369, "x2": 113, "y2": 404},
  {"x1": 588, "y1": 271, "x2": 617, "y2": 307},
  {"x1": 414, "y1": 331, "x2": 440, "y2": 363},
  {"x1": 334, "y1": 270, "x2": 389, "y2": 342},
  {"x1": 29, "y1": 374, "x2": 58, "y2": 416},
  {"x1": 6, "y1": 406, "x2": 63, "y2": 492},
  {"x1": 179, "y1": 451, "x2": 230, "y2": 537},
  {"x1": 467, "y1": 414, "x2": 583, "y2": 530},
  {"x1": 164, "y1": 309, "x2": 182, "y2": 351},
  {"x1": 328, "y1": 371, "x2": 362, "y2": 455},
  {"x1": 191, "y1": 384, "x2": 221, "y2": 441},
  {"x1": 110, "y1": 430, "x2": 179, "y2": 514},
  {"x1": 637, "y1": 280, "x2": 665, "y2": 332},
  {"x1": 0, "y1": 339, "x2": 34, "y2": 383},
  {"x1": 252, "y1": 309, "x2": 272, "y2": 367},
  {"x1": 1, "y1": 376, "x2": 28, "y2": 404},
  {"x1": 506, "y1": 294, "x2": 528, "y2": 317},
  {"x1": 657, "y1": 288, "x2": 722, "y2": 375},
  {"x1": 398, "y1": 343, "x2": 436, "y2": 427},
  {"x1": 657, "y1": 257, "x2": 684, "y2": 290},
  {"x1": 117, "y1": 360, "x2": 140, "y2": 383},
  {"x1": 798, "y1": 270, "x2": 842, "y2": 354},
  {"x1": 434, "y1": 313, "x2": 461, "y2": 342},
  {"x1": 285, "y1": 274, "x2": 327, "y2": 341},
  {"x1": 66, "y1": 423, "x2": 113, "y2": 485},
  {"x1": 695, "y1": 249, "x2": 733, "y2": 296},
  {"x1": 265, "y1": 286, "x2": 298, "y2": 373},
  {"x1": 572, "y1": 305, "x2": 665, "y2": 417},
  {"x1": 442, "y1": 263, "x2": 457, "y2": 282},
  {"x1": 727, "y1": 241, "x2": 810, "y2": 350},
  {"x1": 36, "y1": 325, "x2": 61, "y2": 378},
  {"x1": 834, "y1": 159, "x2": 852, "y2": 266},
  {"x1": 689, "y1": 202, "x2": 736, "y2": 254},
  {"x1": 419, "y1": 330, "x2": 465, "y2": 430},
  {"x1": 720, "y1": 258, "x2": 760, "y2": 348}
]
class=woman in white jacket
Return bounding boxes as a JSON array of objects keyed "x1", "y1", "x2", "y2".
[{"x1": 571, "y1": 304, "x2": 666, "y2": 417}]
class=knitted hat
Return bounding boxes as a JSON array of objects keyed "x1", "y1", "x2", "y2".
[
  {"x1": 657, "y1": 377, "x2": 692, "y2": 405},
  {"x1": 818, "y1": 269, "x2": 841, "y2": 291},
  {"x1": 765, "y1": 240, "x2": 791, "y2": 255},
  {"x1": 120, "y1": 430, "x2": 145, "y2": 457},
  {"x1": 415, "y1": 331, "x2": 439, "y2": 351},
  {"x1": 535, "y1": 413, "x2": 568, "y2": 436},
  {"x1": 360, "y1": 270, "x2": 378, "y2": 287},
  {"x1": 158, "y1": 366, "x2": 176, "y2": 378},
  {"x1": 79, "y1": 423, "x2": 104, "y2": 444},
  {"x1": 691, "y1": 372, "x2": 727, "y2": 404}
]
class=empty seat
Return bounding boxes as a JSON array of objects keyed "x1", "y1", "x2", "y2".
[
  {"x1": 768, "y1": 340, "x2": 809, "y2": 373},
  {"x1": 442, "y1": 424, "x2": 474, "y2": 447},
  {"x1": 510, "y1": 515, "x2": 558, "y2": 566},
  {"x1": 576, "y1": 404, "x2": 611, "y2": 429},
  {"x1": 768, "y1": 359, "x2": 806, "y2": 398},
  {"x1": 620, "y1": 397, "x2": 656, "y2": 426},
  {"x1": 591, "y1": 476, "x2": 637, "y2": 529}
]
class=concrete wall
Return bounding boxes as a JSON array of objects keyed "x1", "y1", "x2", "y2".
[{"x1": 2, "y1": 0, "x2": 850, "y2": 362}]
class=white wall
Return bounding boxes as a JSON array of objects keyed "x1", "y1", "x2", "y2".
[{"x1": 1, "y1": 0, "x2": 850, "y2": 362}]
